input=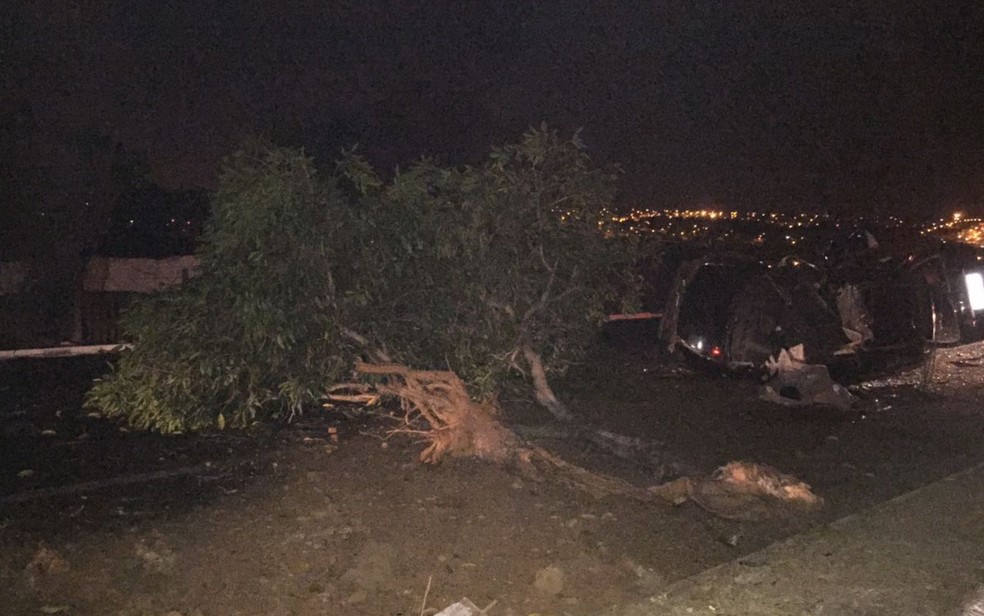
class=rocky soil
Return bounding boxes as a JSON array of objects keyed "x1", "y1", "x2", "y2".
[{"x1": 2, "y1": 333, "x2": 983, "y2": 615}]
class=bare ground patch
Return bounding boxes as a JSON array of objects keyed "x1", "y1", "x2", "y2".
[{"x1": 3, "y1": 341, "x2": 984, "y2": 615}]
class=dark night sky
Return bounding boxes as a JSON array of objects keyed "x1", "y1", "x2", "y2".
[{"x1": 5, "y1": 1, "x2": 984, "y2": 218}]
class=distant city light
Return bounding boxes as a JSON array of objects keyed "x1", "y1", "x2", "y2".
[
  {"x1": 601, "y1": 205, "x2": 984, "y2": 249},
  {"x1": 603, "y1": 207, "x2": 835, "y2": 247},
  {"x1": 922, "y1": 214, "x2": 984, "y2": 248}
]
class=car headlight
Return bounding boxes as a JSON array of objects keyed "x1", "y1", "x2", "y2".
[{"x1": 965, "y1": 272, "x2": 984, "y2": 311}]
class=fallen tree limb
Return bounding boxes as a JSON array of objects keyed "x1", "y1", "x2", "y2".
[
  {"x1": 512, "y1": 424, "x2": 698, "y2": 483},
  {"x1": 522, "y1": 346, "x2": 573, "y2": 421},
  {"x1": 338, "y1": 365, "x2": 823, "y2": 518},
  {"x1": 0, "y1": 464, "x2": 217, "y2": 505},
  {"x1": 0, "y1": 343, "x2": 132, "y2": 361},
  {"x1": 339, "y1": 327, "x2": 392, "y2": 363},
  {"x1": 526, "y1": 446, "x2": 658, "y2": 502}
]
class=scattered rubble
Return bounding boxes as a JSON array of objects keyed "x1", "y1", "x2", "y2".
[
  {"x1": 434, "y1": 597, "x2": 497, "y2": 616},
  {"x1": 650, "y1": 460, "x2": 823, "y2": 522},
  {"x1": 760, "y1": 345, "x2": 856, "y2": 411},
  {"x1": 25, "y1": 545, "x2": 69, "y2": 587},
  {"x1": 533, "y1": 564, "x2": 566, "y2": 596}
]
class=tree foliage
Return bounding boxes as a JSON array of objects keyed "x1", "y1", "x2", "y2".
[
  {"x1": 87, "y1": 143, "x2": 351, "y2": 431},
  {"x1": 86, "y1": 127, "x2": 642, "y2": 432},
  {"x1": 339, "y1": 126, "x2": 635, "y2": 392}
]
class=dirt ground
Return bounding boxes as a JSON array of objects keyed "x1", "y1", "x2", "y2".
[{"x1": 2, "y1": 326, "x2": 984, "y2": 616}]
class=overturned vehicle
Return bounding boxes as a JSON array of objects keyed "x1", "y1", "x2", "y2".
[{"x1": 658, "y1": 232, "x2": 984, "y2": 380}]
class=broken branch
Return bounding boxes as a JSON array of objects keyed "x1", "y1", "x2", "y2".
[{"x1": 522, "y1": 346, "x2": 573, "y2": 421}]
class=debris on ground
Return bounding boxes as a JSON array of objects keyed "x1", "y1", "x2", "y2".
[
  {"x1": 134, "y1": 536, "x2": 177, "y2": 574},
  {"x1": 760, "y1": 345, "x2": 855, "y2": 411},
  {"x1": 650, "y1": 461, "x2": 823, "y2": 521},
  {"x1": 24, "y1": 545, "x2": 69, "y2": 587},
  {"x1": 962, "y1": 586, "x2": 984, "y2": 616},
  {"x1": 434, "y1": 597, "x2": 497, "y2": 616},
  {"x1": 862, "y1": 342, "x2": 984, "y2": 393},
  {"x1": 533, "y1": 564, "x2": 566, "y2": 596}
]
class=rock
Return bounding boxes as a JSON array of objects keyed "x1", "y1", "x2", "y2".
[
  {"x1": 287, "y1": 560, "x2": 311, "y2": 575},
  {"x1": 533, "y1": 565, "x2": 565, "y2": 596},
  {"x1": 434, "y1": 598, "x2": 484, "y2": 615},
  {"x1": 733, "y1": 567, "x2": 771, "y2": 585},
  {"x1": 345, "y1": 589, "x2": 368, "y2": 604},
  {"x1": 635, "y1": 569, "x2": 668, "y2": 594},
  {"x1": 25, "y1": 546, "x2": 69, "y2": 576},
  {"x1": 134, "y1": 539, "x2": 177, "y2": 574},
  {"x1": 340, "y1": 541, "x2": 396, "y2": 591},
  {"x1": 25, "y1": 545, "x2": 70, "y2": 587}
]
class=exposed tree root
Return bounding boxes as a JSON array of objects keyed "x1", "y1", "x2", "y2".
[
  {"x1": 352, "y1": 361, "x2": 657, "y2": 502},
  {"x1": 355, "y1": 361, "x2": 522, "y2": 465},
  {"x1": 323, "y1": 383, "x2": 380, "y2": 408}
]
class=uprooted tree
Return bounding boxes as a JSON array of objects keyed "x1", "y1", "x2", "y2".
[
  {"x1": 334, "y1": 126, "x2": 637, "y2": 422},
  {"x1": 87, "y1": 143, "x2": 353, "y2": 432},
  {"x1": 85, "y1": 127, "x2": 645, "y2": 482}
]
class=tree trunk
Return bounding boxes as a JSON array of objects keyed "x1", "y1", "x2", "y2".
[{"x1": 522, "y1": 346, "x2": 573, "y2": 421}]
